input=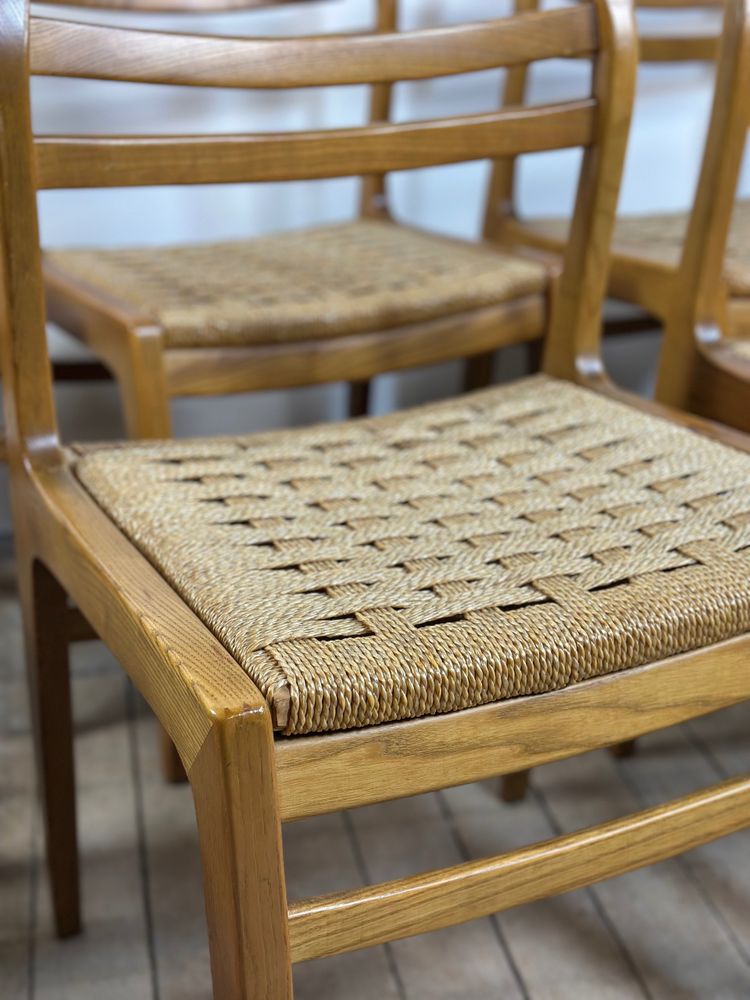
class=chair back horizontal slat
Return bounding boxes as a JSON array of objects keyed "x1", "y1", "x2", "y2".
[
  {"x1": 639, "y1": 33, "x2": 719, "y2": 60},
  {"x1": 35, "y1": 100, "x2": 596, "y2": 190},
  {"x1": 30, "y1": 7, "x2": 597, "y2": 90}
]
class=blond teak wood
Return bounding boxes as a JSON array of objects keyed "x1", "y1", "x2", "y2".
[{"x1": 3, "y1": 2, "x2": 750, "y2": 999}]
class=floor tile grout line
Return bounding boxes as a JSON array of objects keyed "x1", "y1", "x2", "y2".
[
  {"x1": 340, "y1": 809, "x2": 409, "y2": 1000},
  {"x1": 614, "y1": 731, "x2": 750, "y2": 970},
  {"x1": 125, "y1": 680, "x2": 160, "y2": 1000},
  {"x1": 529, "y1": 782, "x2": 655, "y2": 1000},
  {"x1": 435, "y1": 788, "x2": 531, "y2": 1000}
]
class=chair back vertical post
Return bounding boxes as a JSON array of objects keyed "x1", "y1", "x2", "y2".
[
  {"x1": 671, "y1": 0, "x2": 750, "y2": 329},
  {"x1": 542, "y1": 0, "x2": 637, "y2": 380},
  {"x1": 360, "y1": 0, "x2": 398, "y2": 219},
  {"x1": 483, "y1": 0, "x2": 540, "y2": 241},
  {"x1": 0, "y1": 0, "x2": 60, "y2": 467}
]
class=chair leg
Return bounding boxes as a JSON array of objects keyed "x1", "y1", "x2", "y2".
[
  {"x1": 611, "y1": 739, "x2": 638, "y2": 759},
  {"x1": 500, "y1": 769, "x2": 530, "y2": 804},
  {"x1": 526, "y1": 338, "x2": 544, "y2": 374},
  {"x1": 349, "y1": 379, "x2": 371, "y2": 418},
  {"x1": 19, "y1": 559, "x2": 81, "y2": 938},
  {"x1": 190, "y1": 713, "x2": 292, "y2": 1000},
  {"x1": 464, "y1": 351, "x2": 495, "y2": 392},
  {"x1": 160, "y1": 728, "x2": 188, "y2": 783}
]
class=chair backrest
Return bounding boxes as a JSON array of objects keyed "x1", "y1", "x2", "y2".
[
  {"x1": 485, "y1": 0, "x2": 724, "y2": 239},
  {"x1": 0, "y1": 0, "x2": 636, "y2": 465}
]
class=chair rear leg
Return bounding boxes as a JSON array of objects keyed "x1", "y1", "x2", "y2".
[
  {"x1": 19, "y1": 558, "x2": 81, "y2": 937},
  {"x1": 500, "y1": 769, "x2": 530, "y2": 803},
  {"x1": 349, "y1": 379, "x2": 371, "y2": 417},
  {"x1": 464, "y1": 351, "x2": 495, "y2": 392}
]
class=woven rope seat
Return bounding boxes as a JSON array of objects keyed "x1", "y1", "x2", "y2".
[
  {"x1": 45, "y1": 219, "x2": 548, "y2": 349},
  {"x1": 75, "y1": 375, "x2": 750, "y2": 736},
  {"x1": 524, "y1": 200, "x2": 750, "y2": 295}
]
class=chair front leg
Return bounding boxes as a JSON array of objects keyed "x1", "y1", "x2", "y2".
[
  {"x1": 18, "y1": 557, "x2": 81, "y2": 938},
  {"x1": 190, "y1": 710, "x2": 292, "y2": 1000}
]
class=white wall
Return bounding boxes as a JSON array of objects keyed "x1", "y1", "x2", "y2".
[{"x1": 1, "y1": 0, "x2": 745, "y2": 530}]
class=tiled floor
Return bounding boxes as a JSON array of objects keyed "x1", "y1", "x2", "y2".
[{"x1": 2, "y1": 568, "x2": 750, "y2": 999}]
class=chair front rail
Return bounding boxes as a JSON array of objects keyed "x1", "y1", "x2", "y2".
[
  {"x1": 161, "y1": 297, "x2": 546, "y2": 396},
  {"x1": 287, "y1": 773, "x2": 750, "y2": 961},
  {"x1": 274, "y1": 634, "x2": 750, "y2": 821}
]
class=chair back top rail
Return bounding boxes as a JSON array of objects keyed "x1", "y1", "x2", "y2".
[
  {"x1": 0, "y1": 0, "x2": 637, "y2": 459},
  {"x1": 31, "y1": 8, "x2": 597, "y2": 89}
]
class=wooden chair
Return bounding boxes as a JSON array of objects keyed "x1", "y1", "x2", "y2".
[
  {"x1": 40, "y1": 0, "x2": 556, "y2": 445},
  {"x1": 40, "y1": 0, "x2": 560, "y2": 784},
  {"x1": 4, "y1": 1, "x2": 750, "y2": 995},
  {"x1": 497, "y1": 0, "x2": 750, "y2": 435}
]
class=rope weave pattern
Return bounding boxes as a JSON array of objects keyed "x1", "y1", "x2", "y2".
[
  {"x1": 76, "y1": 376, "x2": 750, "y2": 735},
  {"x1": 528, "y1": 199, "x2": 750, "y2": 295},
  {"x1": 46, "y1": 220, "x2": 547, "y2": 348}
]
